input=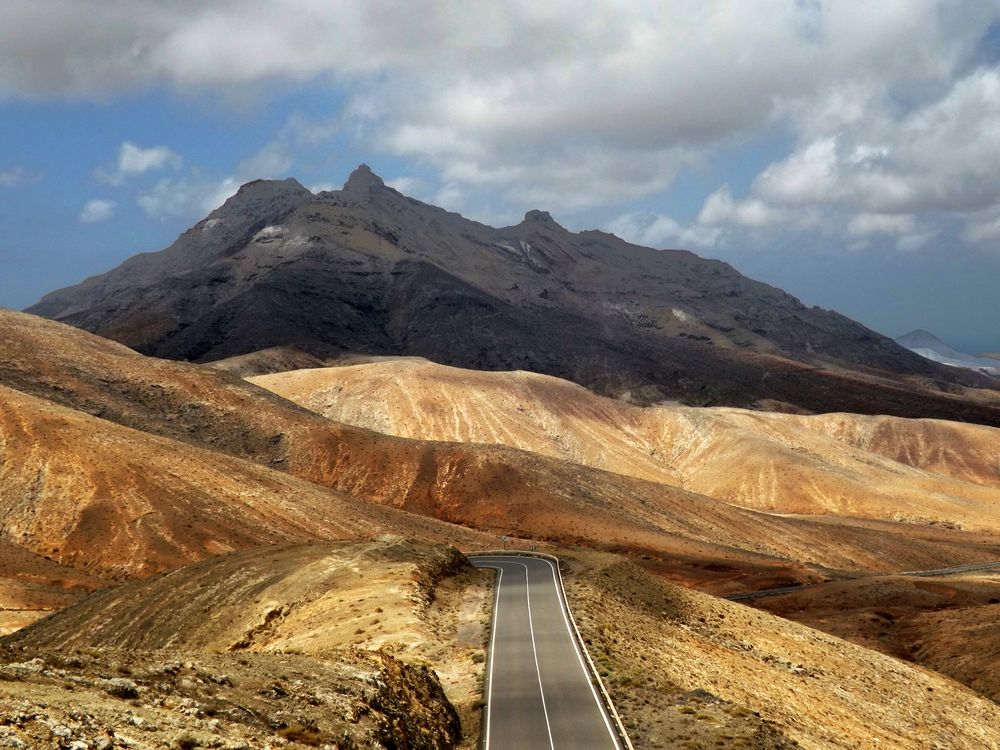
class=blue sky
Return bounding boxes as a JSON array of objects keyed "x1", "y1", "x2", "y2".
[{"x1": 2, "y1": 1, "x2": 1000, "y2": 353}]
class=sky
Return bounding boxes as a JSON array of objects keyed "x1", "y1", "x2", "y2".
[{"x1": 2, "y1": 1, "x2": 1000, "y2": 353}]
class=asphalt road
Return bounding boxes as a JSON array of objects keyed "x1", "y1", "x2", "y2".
[
  {"x1": 724, "y1": 559, "x2": 1000, "y2": 602},
  {"x1": 471, "y1": 555, "x2": 622, "y2": 750}
]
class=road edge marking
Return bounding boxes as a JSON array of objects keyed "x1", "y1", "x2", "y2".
[
  {"x1": 541, "y1": 557, "x2": 629, "y2": 750},
  {"x1": 481, "y1": 564, "x2": 502, "y2": 750}
]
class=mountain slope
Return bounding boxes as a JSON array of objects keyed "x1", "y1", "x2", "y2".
[
  {"x1": 27, "y1": 166, "x2": 1000, "y2": 424},
  {"x1": 896, "y1": 329, "x2": 1000, "y2": 376},
  {"x1": 251, "y1": 359, "x2": 1000, "y2": 532},
  {"x1": 0, "y1": 382, "x2": 490, "y2": 578}
]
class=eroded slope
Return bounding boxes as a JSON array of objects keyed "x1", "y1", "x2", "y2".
[{"x1": 251, "y1": 359, "x2": 1000, "y2": 532}]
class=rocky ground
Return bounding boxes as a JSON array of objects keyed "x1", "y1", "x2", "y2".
[
  {"x1": 560, "y1": 553, "x2": 1000, "y2": 750},
  {"x1": 1, "y1": 539, "x2": 492, "y2": 750},
  {"x1": 0, "y1": 647, "x2": 459, "y2": 749}
]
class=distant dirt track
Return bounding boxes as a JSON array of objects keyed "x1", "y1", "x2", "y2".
[{"x1": 724, "y1": 560, "x2": 1000, "y2": 601}]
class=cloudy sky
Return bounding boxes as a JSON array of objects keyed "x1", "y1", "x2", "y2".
[{"x1": 2, "y1": 1, "x2": 1000, "y2": 352}]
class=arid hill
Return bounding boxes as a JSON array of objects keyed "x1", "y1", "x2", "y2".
[
  {"x1": 751, "y1": 571, "x2": 1000, "y2": 703},
  {"x1": 26, "y1": 166, "x2": 1000, "y2": 424},
  {"x1": 0, "y1": 540, "x2": 484, "y2": 749},
  {"x1": 0, "y1": 381, "x2": 490, "y2": 579},
  {"x1": 4, "y1": 309, "x2": 997, "y2": 592},
  {"x1": 251, "y1": 359, "x2": 1000, "y2": 532}
]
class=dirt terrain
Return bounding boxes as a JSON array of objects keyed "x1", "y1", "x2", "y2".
[
  {"x1": 0, "y1": 381, "x2": 491, "y2": 579},
  {"x1": 561, "y1": 554, "x2": 1000, "y2": 750},
  {"x1": 751, "y1": 571, "x2": 1000, "y2": 703},
  {"x1": 3, "y1": 308, "x2": 1000, "y2": 745},
  {"x1": 2, "y1": 539, "x2": 491, "y2": 749}
]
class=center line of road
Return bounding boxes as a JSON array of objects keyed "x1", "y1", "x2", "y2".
[{"x1": 519, "y1": 561, "x2": 557, "y2": 750}]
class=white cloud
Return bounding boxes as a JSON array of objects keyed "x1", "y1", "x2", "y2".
[
  {"x1": 0, "y1": 166, "x2": 41, "y2": 186},
  {"x1": 138, "y1": 176, "x2": 237, "y2": 220},
  {"x1": 1, "y1": 1, "x2": 994, "y2": 220},
  {"x1": 847, "y1": 212, "x2": 915, "y2": 236},
  {"x1": 963, "y1": 212, "x2": 1000, "y2": 243},
  {"x1": 3, "y1": 1, "x2": 999, "y2": 250},
  {"x1": 698, "y1": 185, "x2": 787, "y2": 228},
  {"x1": 698, "y1": 63, "x2": 1000, "y2": 248},
  {"x1": 896, "y1": 233, "x2": 933, "y2": 252},
  {"x1": 79, "y1": 198, "x2": 116, "y2": 223},
  {"x1": 98, "y1": 141, "x2": 181, "y2": 185},
  {"x1": 753, "y1": 138, "x2": 843, "y2": 206},
  {"x1": 237, "y1": 112, "x2": 339, "y2": 180},
  {"x1": 385, "y1": 176, "x2": 427, "y2": 197},
  {"x1": 605, "y1": 212, "x2": 722, "y2": 250}
]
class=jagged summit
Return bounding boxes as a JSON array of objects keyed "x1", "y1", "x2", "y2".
[
  {"x1": 522, "y1": 209, "x2": 565, "y2": 230},
  {"x1": 343, "y1": 163, "x2": 386, "y2": 192},
  {"x1": 223, "y1": 177, "x2": 310, "y2": 205},
  {"x1": 209, "y1": 177, "x2": 312, "y2": 224}
]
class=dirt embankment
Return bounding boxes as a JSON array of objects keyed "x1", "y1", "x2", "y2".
[
  {"x1": 4, "y1": 539, "x2": 493, "y2": 749},
  {"x1": 561, "y1": 554, "x2": 1000, "y2": 750}
]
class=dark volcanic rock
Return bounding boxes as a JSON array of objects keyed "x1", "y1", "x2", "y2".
[{"x1": 27, "y1": 166, "x2": 1000, "y2": 423}]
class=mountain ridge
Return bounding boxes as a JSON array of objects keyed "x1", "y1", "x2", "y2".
[{"x1": 27, "y1": 166, "x2": 1000, "y2": 423}]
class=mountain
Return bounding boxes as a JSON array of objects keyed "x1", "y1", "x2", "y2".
[
  {"x1": 28, "y1": 165, "x2": 1000, "y2": 424},
  {"x1": 896, "y1": 329, "x2": 1000, "y2": 376}
]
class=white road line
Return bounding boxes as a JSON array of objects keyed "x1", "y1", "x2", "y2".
[
  {"x1": 482, "y1": 563, "x2": 502, "y2": 750},
  {"x1": 539, "y1": 557, "x2": 621, "y2": 748},
  {"x1": 517, "y1": 561, "x2": 557, "y2": 750}
]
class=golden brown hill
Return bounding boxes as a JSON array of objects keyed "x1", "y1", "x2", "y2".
[
  {"x1": 3, "y1": 310, "x2": 999, "y2": 589},
  {"x1": 563, "y1": 554, "x2": 1000, "y2": 750},
  {"x1": 251, "y1": 359, "x2": 1000, "y2": 532},
  {"x1": 0, "y1": 382, "x2": 489, "y2": 578},
  {"x1": 0, "y1": 540, "x2": 106, "y2": 635}
]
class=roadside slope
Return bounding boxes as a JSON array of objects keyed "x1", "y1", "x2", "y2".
[{"x1": 563, "y1": 554, "x2": 1000, "y2": 750}]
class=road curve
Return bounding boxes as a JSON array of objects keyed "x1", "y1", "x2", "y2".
[{"x1": 471, "y1": 555, "x2": 622, "y2": 750}]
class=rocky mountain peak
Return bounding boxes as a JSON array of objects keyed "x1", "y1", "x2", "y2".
[
  {"x1": 211, "y1": 177, "x2": 312, "y2": 221},
  {"x1": 522, "y1": 209, "x2": 565, "y2": 231},
  {"x1": 343, "y1": 163, "x2": 386, "y2": 192}
]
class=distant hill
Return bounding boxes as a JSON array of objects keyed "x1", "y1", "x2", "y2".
[
  {"x1": 896, "y1": 329, "x2": 1000, "y2": 376},
  {"x1": 251, "y1": 358, "x2": 1000, "y2": 533},
  {"x1": 27, "y1": 165, "x2": 999, "y2": 423}
]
